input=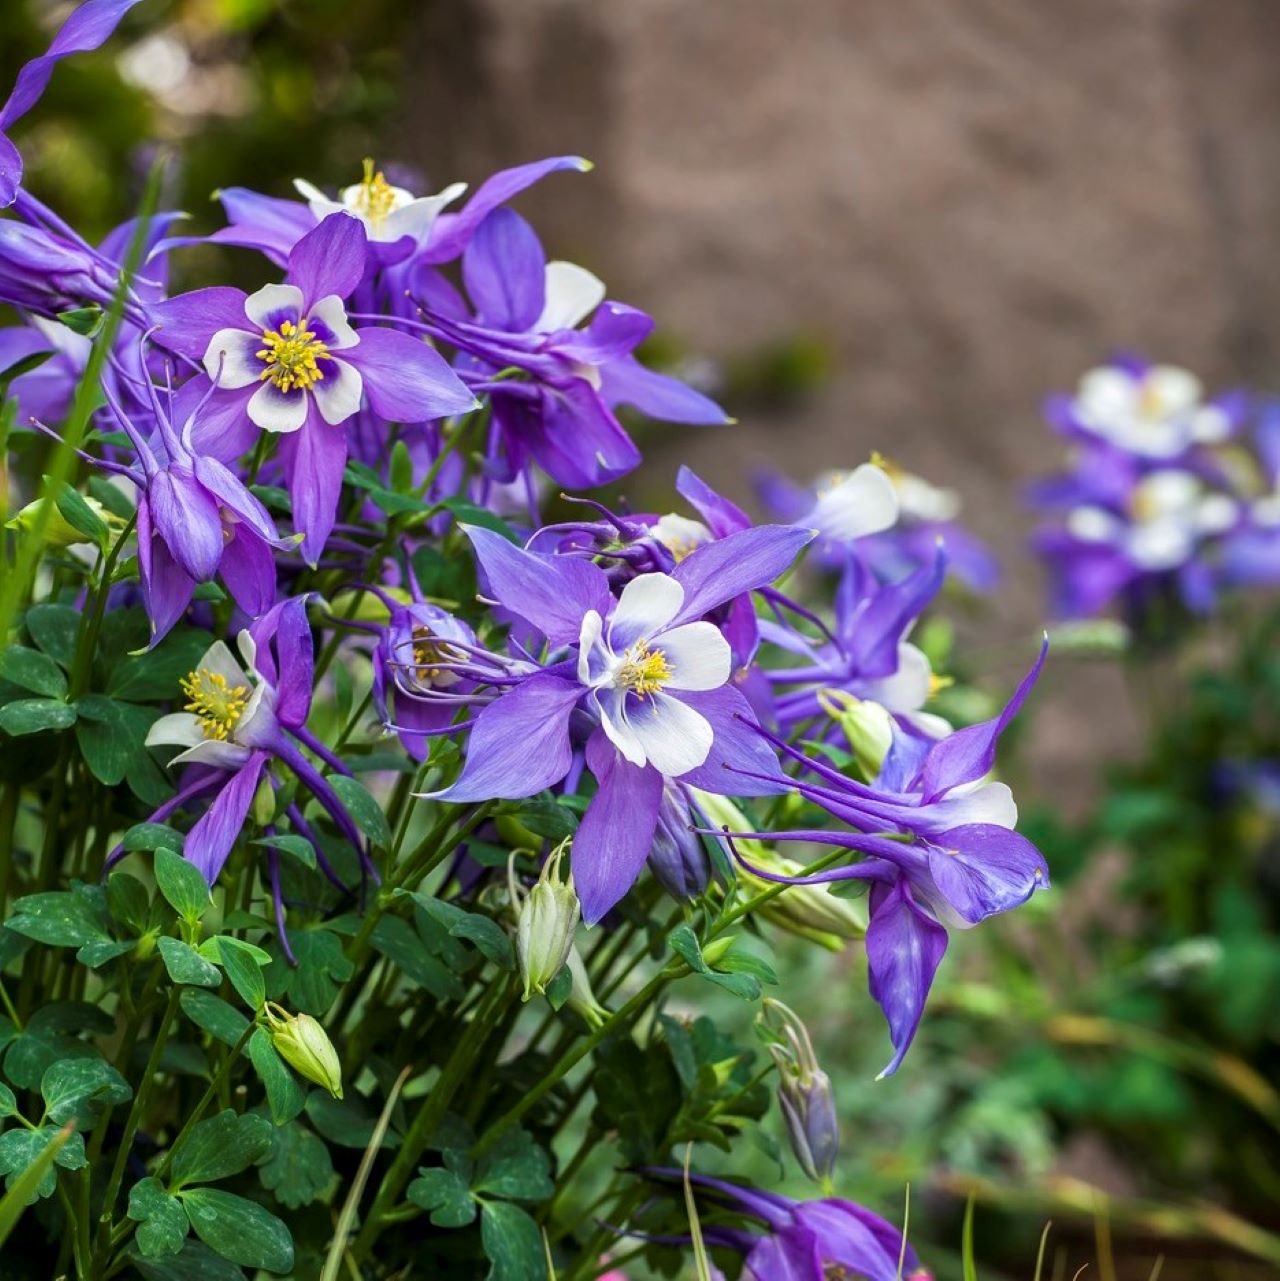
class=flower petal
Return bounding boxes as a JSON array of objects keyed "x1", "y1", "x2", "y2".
[
  {"x1": 150, "y1": 287, "x2": 252, "y2": 361},
  {"x1": 287, "y1": 211, "x2": 367, "y2": 307},
  {"x1": 608, "y1": 573, "x2": 684, "y2": 651},
  {"x1": 309, "y1": 356, "x2": 363, "y2": 426},
  {"x1": 462, "y1": 207, "x2": 546, "y2": 331},
  {"x1": 672, "y1": 524, "x2": 815, "y2": 623},
  {"x1": 926, "y1": 824, "x2": 1049, "y2": 926},
  {"x1": 343, "y1": 325, "x2": 477, "y2": 423},
  {"x1": 243, "y1": 282, "x2": 304, "y2": 333},
  {"x1": 145, "y1": 712, "x2": 204, "y2": 749},
  {"x1": 651, "y1": 621, "x2": 730, "y2": 691},
  {"x1": 183, "y1": 752, "x2": 268, "y2": 884},
  {"x1": 277, "y1": 411, "x2": 347, "y2": 565},
  {"x1": 807, "y1": 462, "x2": 900, "y2": 542},
  {"x1": 600, "y1": 688, "x2": 713, "y2": 778},
  {"x1": 305, "y1": 294, "x2": 358, "y2": 349},
  {"x1": 536, "y1": 260, "x2": 605, "y2": 332},
  {"x1": 247, "y1": 380, "x2": 309, "y2": 434},
  {"x1": 202, "y1": 327, "x2": 263, "y2": 390}
]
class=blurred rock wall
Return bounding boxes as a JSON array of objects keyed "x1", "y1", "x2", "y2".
[{"x1": 399, "y1": 0, "x2": 1280, "y2": 800}]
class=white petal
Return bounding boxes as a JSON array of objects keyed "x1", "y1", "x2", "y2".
[
  {"x1": 620, "y1": 691, "x2": 714, "y2": 777},
  {"x1": 536, "y1": 261, "x2": 606, "y2": 332},
  {"x1": 652, "y1": 621, "x2": 730, "y2": 691},
  {"x1": 171, "y1": 739, "x2": 253, "y2": 770},
  {"x1": 306, "y1": 295, "x2": 359, "y2": 350},
  {"x1": 928, "y1": 780, "x2": 1018, "y2": 831},
  {"x1": 577, "y1": 609, "x2": 611, "y2": 687},
  {"x1": 235, "y1": 629, "x2": 257, "y2": 676},
  {"x1": 199, "y1": 640, "x2": 251, "y2": 688},
  {"x1": 203, "y1": 328, "x2": 262, "y2": 389},
  {"x1": 248, "y1": 380, "x2": 308, "y2": 434},
  {"x1": 1077, "y1": 366, "x2": 1137, "y2": 420},
  {"x1": 310, "y1": 356, "x2": 363, "y2": 426},
  {"x1": 595, "y1": 688, "x2": 646, "y2": 767},
  {"x1": 650, "y1": 513, "x2": 711, "y2": 562},
  {"x1": 235, "y1": 683, "x2": 279, "y2": 748},
  {"x1": 376, "y1": 184, "x2": 467, "y2": 245},
  {"x1": 860, "y1": 642, "x2": 931, "y2": 713},
  {"x1": 292, "y1": 177, "x2": 330, "y2": 204},
  {"x1": 145, "y1": 712, "x2": 204, "y2": 749},
  {"x1": 608, "y1": 573, "x2": 683, "y2": 651},
  {"x1": 1145, "y1": 365, "x2": 1202, "y2": 415},
  {"x1": 807, "y1": 462, "x2": 899, "y2": 541},
  {"x1": 245, "y1": 283, "x2": 305, "y2": 332}
]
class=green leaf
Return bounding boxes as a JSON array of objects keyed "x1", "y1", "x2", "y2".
[
  {"x1": 504, "y1": 798, "x2": 578, "y2": 842},
  {"x1": 41, "y1": 1057, "x2": 132, "y2": 1127},
  {"x1": 48, "y1": 476, "x2": 108, "y2": 548},
  {"x1": 472, "y1": 1128, "x2": 554, "y2": 1202},
  {"x1": 171, "y1": 1110, "x2": 273, "y2": 1187},
  {"x1": 157, "y1": 938, "x2": 221, "y2": 988},
  {"x1": 87, "y1": 473, "x2": 135, "y2": 520},
  {"x1": 407, "y1": 893, "x2": 514, "y2": 970},
  {"x1": 179, "y1": 1186, "x2": 294, "y2": 1273},
  {"x1": 248, "y1": 1028, "x2": 305, "y2": 1126},
  {"x1": 329, "y1": 774, "x2": 392, "y2": 849},
  {"x1": 128, "y1": 1176, "x2": 189, "y2": 1258},
  {"x1": 480, "y1": 1200, "x2": 546, "y2": 1281},
  {"x1": 0, "y1": 1123, "x2": 72, "y2": 1243},
  {"x1": 131, "y1": 1239, "x2": 247, "y2": 1281},
  {"x1": 0, "y1": 697, "x2": 76, "y2": 735},
  {"x1": 667, "y1": 925, "x2": 762, "y2": 1001},
  {"x1": 154, "y1": 848, "x2": 211, "y2": 922},
  {"x1": 407, "y1": 1163, "x2": 476, "y2": 1228},
  {"x1": 305, "y1": 1092, "x2": 400, "y2": 1151},
  {"x1": 1, "y1": 1002, "x2": 113, "y2": 1089},
  {"x1": 216, "y1": 937, "x2": 266, "y2": 1011},
  {"x1": 107, "y1": 629, "x2": 209, "y2": 702},
  {"x1": 389, "y1": 439, "x2": 414, "y2": 493},
  {"x1": 444, "y1": 502, "x2": 521, "y2": 544},
  {"x1": 123, "y1": 822, "x2": 184, "y2": 853},
  {"x1": 543, "y1": 964, "x2": 572, "y2": 1011},
  {"x1": 0, "y1": 1084, "x2": 15, "y2": 1117},
  {"x1": 25, "y1": 604, "x2": 80, "y2": 669},
  {"x1": 258, "y1": 1121, "x2": 334, "y2": 1209},
  {"x1": 0, "y1": 646, "x2": 67, "y2": 698},
  {"x1": 179, "y1": 990, "x2": 249, "y2": 1047},
  {"x1": 7, "y1": 887, "x2": 108, "y2": 949},
  {"x1": 106, "y1": 871, "x2": 152, "y2": 935},
  {"x1": 252, "y1": 833, "x2": 315, "y2": 870},
  {"x1": 75, "y1": 694, "x2": 156, "y2": 786},
  {"x1": 58, "y1": 305, "x2": 103, "y2": 336},
  {"x1": 264, "y1": 927, "x2": 353, "y2": 1016},
  {"x1": 0, "y1": 1125, "x2": 86, "y2": 1201},
  {"x1": 371, "y1": 917, "x2": 463, "y2": 1001}
]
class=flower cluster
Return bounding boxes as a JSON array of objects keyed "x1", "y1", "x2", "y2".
[
  {"x1": 0, "y1": 5, "x2": 1051, "y2": 1277},
  {"x1": 1030, "y1": 356, "x2": 1280, "y2": 624}
]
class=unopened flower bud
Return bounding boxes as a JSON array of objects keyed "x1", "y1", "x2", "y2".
[
  {"x1": 511, "y1": 840, "x2": 579, "y2": 1001},
  {"x1": 760, "y1": 999, "x2": 839, "y2": 1184},
  {"x1": 264, "y1": 1003, "x2": 343, "y2": 1098},
  {"x1": 6, "y1": 492, "x2": 117, "y2": 548},
  {"x1": 648, "y1": 784, "x2": 710, "y2": 900},
  {"x1": 564, "y1": 945, "x2": 608, "y2": 1029},
  {"x1": 817, "y1": 689, "x2": 892, "y2": 780},
  {"x1": 252, "y1": 777, "x2": 277, "y2": 828}
]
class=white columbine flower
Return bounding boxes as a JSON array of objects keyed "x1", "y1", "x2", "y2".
[
  {"x1": 294, "y1": 160, "x2": 466, "y2": 245},
  {"x1": 1072, "y1": 364, "x2": 1231, "y2": 458}
]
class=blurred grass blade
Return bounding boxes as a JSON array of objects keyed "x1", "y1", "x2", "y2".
[
  {"x1": 1033, "y1": 1221, "x2": 1052, "y2": 1281},
  {"x1": 321, "y1": 1064, "x2": 412, "y2": 1281},
  {"x1": 896, "y1": 1183, "x2": 911, "y2": 1281},
  {"x1": 0, "y1": 1121, "x2": 73, "y2": 1246},
  {"x1": 683, "y1": 1143, "x2": 714, "y2": 1281},
  {"x1": 962, "y1": 1195, "x2": 978, "y2": 1281}
]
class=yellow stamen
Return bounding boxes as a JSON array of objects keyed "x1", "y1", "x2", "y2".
[
  {"x1": 410, "y1": 626, "x2": 462, "y2": 685},
  {"x1": 180, "y1": 667, "x2": 251, "y2": 741},
  {"x1": 927, "y1": 672, "x2": 954, "y2": 697},
  {"x1": 352, "y1": 157, "x2": 398, "y2": 226},
  {"x1": 256, "y1": 319, "x2": 329, "y2": 393},
  {"x1": 618, "y1": 643, "x2": 671, "y2": 697}
]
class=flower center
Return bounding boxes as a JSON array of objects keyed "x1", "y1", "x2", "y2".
[
  {"x1": 257, "y1": 319, "x2": 329, "y2": 393},
  {"x1": 409, "y1": 626, "x2": 463, "y2": 687},
  {"x1": 352, "y1": 157, "x2": 398, "y2": 226},
  {"x1": 617, "y1": 642, "x2": 671, "y2": 697},
  {"x1": 180, "y1": 668, "x2": 251, "y2": 741}
]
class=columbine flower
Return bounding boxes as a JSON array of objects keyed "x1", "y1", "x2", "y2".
[
  {"x1": 430, "y1": 522, "x2": 813, "y2": 921},
  {"x1": 410, "y1": 206, "x2": 730, "y2": 491},
  {"x1": 0, "y1": 0, "x2": 146, "y2": 207},
  {"x1": 137, "y1": 599, "x2": 366, "y2": 885},
  {"x1": 646, "y1": 1171, "x2": 925, "y2": 1281},
  {"x1": 721, "y1": 640, "x2": 1050, "y2": 1076},
  {"x1": 153, "y1": 212, "x2": 477, "y2": 561},
  {"x1": 1046, "y1": 357, "x2": 1242, "y2": 460},
  {"x1": 760, "y1": 1000, "x2": 840, "y2": 1185},
  {"x1": 264, "y1": 1003, "x2": 343, "y2": 1098}
]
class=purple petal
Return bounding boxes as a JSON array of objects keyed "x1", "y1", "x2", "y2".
[
  {"x1": 433, "y1": 673, "x2": 582, "y2": 803},
  {"x1": 422, "y1": 155, "x2": 591, "y2": 264},
  {"x1": 915, "y1": 636, "x2": 1049, "y2": 801},
  {"x1": 0, "y1": 133, "x2": 19, "y2": 210},
  {"x1": 676, "y1": 465, "x2": 750, "y2": 538},
  {"x1": 192, "y1": 454, "x2": 278, "y2": 542},
  {"x1": 841, "y1": 545, "x2": 947, "y2": 679},
  {"x1": 286, "y1": 211, "x2": 367, "y2": 308},
  {"x1": 745, "y1": 1229, "x2": 824, "y2": 1281},
  {"x1": 277, "y1": 411, "x2": 348, "y2": 566},
  {"x1": 552, "y1": 303, "x2": 651, "y2": 362},
  {"x1": 219, "y1": 524, "x2": 276, "y2": 621},
  {"x1": 462, "y1": 208, "x2": 546, "y2": 331},
  {"x1": 137, "y1": 503, "x2": 196, "y2": 648},
  {"x1": 676, "y1": 685, "x2": 789, "y2": 797},
  {"x1": 864, "y1": 881, "x2": 948, "y2": 1077},
  {"x1": 463, "y1": 525, "x2": 611, "y2": 645},
  {"x1": 798, "y1": 1202, "x2": 915, "y2": 1281},
  {"x1": 177, "y1": 380, "x2": 258, "y2": 465},
  {"x1": 926, "y1": 824, "x2": 1048, "y2": 925},
  {"x1": 599, "y1": 351, "x2": 730, "y2": 425},
  {"x1": 672, "y1": 524, "x2": 815, "y2": 623},
  {"x1": 150, "y1": 287, "x2": 251, "y2": 361},
  {"x1": 345, "y1": 325, "x2": 477, "y2": 422},
  {"x1": 574, "y1": 730, "x2": 664, "y2": 924},
  {"x1": 216, "y1": 186, "x2": 314, "y2": 264},
  {"x1": 147, "y1": 470, "x2": 224, "y2": 582},
  {"x1": 184, "y1": 752, "x2": 268, "y2": 885},
  {"x1": 249, "y1": 596, "x2": 313, "y2": 728}
]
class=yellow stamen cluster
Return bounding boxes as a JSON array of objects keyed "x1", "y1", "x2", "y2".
[
  {"x1": 353, "y1": 157, "x2": 398, "y2": 226},
  {"x1": 927, "y1": 671, "x2": 954, "y2": 697},
  {"x1": 257, "y1": 320, "x2": 329, "y2": 393},
  {"x1": 618, "y1": 643, "x2": 671, "y2": 697},
  {"x1": 180, "y1": 667, "x2": 251, "y2": 741},
  {"x1": 869, "y1": 449, "x2": 904, "y2": 480},
  {"x1": 410, "y1": 626, "x2": 462, "y2": 685}
]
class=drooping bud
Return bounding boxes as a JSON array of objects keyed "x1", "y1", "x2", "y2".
[
  {"x1": 564, "y1": 945, "x2": 608, "y2": 1029},
  {"x1": 759, "y1": 999, "x2": 839, "y2": 1184},
  {"x1": 511, "y1": 840, "x2": 580, "y2": 1001},
  {"x1": 648, "y1": 784, "x2": 711, "y2": 900},
  {"x1": 252, "y1": 776, "x2": 277, "y2": 828},
  {"x1": 263, "y1": 1002, "x2": 343, "y2": 1098},
  {"x1": 6, "y1": 492, "x2": 119, "y2": 548},
  {"x1": 817, "y1": 689, "x2": 892, "y2": 780},
  {"x1": 691, "y1": 791, "x2": 865, "y2": 949}
]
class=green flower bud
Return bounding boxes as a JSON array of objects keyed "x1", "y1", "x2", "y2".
[
  {"x1": 264, "y1": 1003, "x2": 343, "y2": 1098},
  {"x1": 760, "y1": 999, "x2": 839, "y2": 1184},
  {"x1": 6, "y1": 492, "x2": 119, "y2": 548},
  {"x1": 252, "y1": 776, "x2": 277, "y2": 828},
  {"x1": 511, "y1": 840, "x2": 580, "y2": 1002},
  {"x1": 816, "y1": 689, "x2": 892, "y2": 780},
  {"x1": 564, "y1": 945, "x2": 608, "y2": 1029}
]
